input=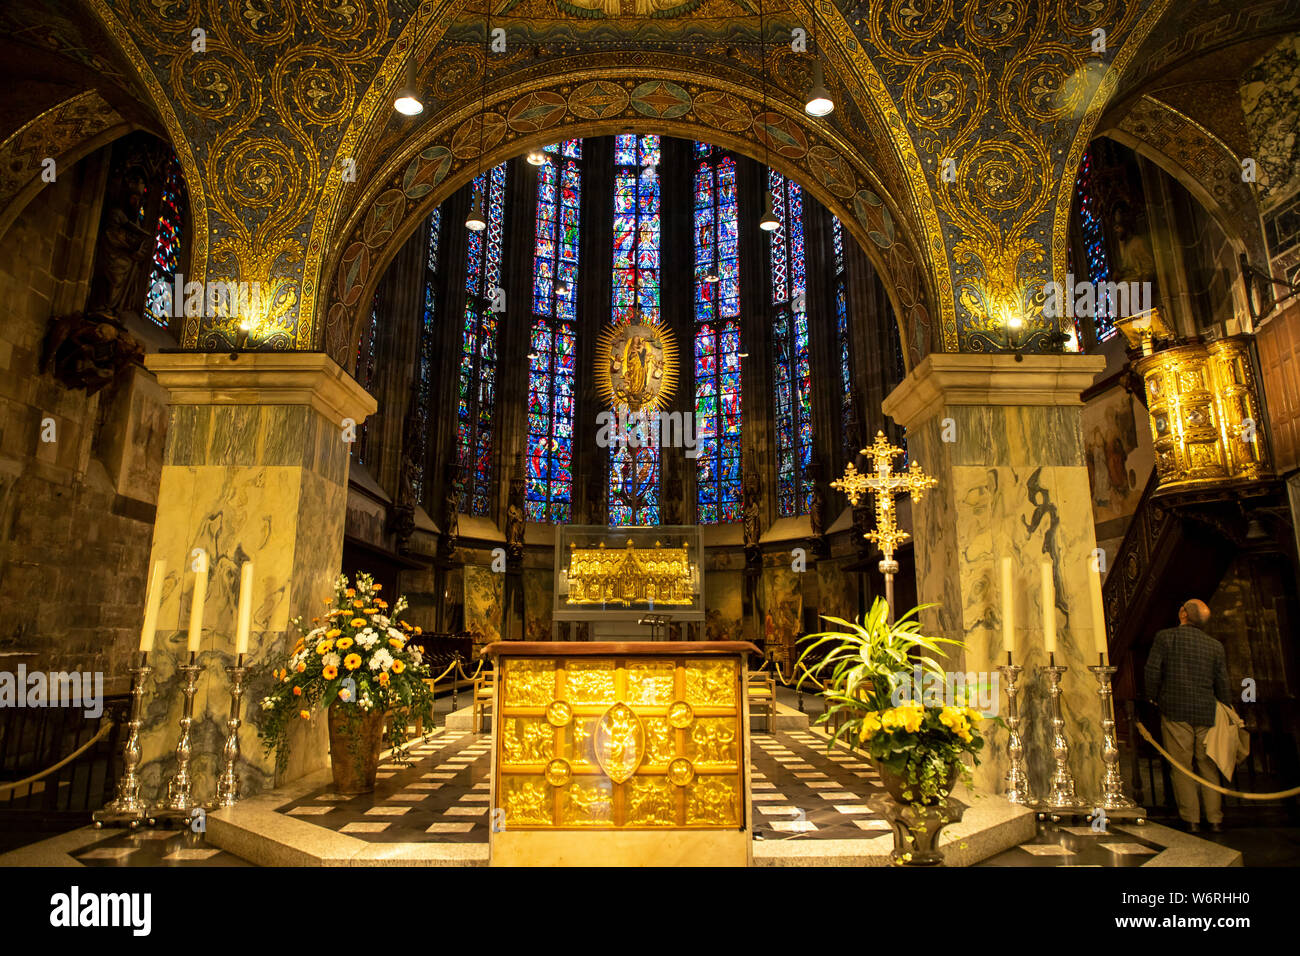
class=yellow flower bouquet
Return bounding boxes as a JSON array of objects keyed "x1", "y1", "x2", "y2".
[
  {"x1": 257, "y1": 572, "x2": 434, "y2": 777},
  {"x1": 797, "y1": 598, "x2": 994, "y2": 808}
]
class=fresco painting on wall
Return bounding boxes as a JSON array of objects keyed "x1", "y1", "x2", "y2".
[
  {"x1": 1082, "y1": 388, "x2": 1153, "y2": 524},
  {"x1": 524, "y1": 568, "x2": 554, "y2": 640},
  {"x1": 704, "y1": 570, "x2": 743, "y2": 641},
  {"x1": 464, "y1": 564, "x2": 503, "y2": 646}
]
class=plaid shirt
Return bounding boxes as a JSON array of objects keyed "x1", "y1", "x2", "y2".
[{"x1": 1144, "y1": 625, "x2": 1231, "y2": 726}]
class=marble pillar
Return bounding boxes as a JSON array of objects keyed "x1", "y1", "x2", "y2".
[
  {"x1": 883, "y1": 354, "x2": 1107, "y2": 799},
  {"x1": 135, "y1": 353, "x2": 376, "y2": 803}
]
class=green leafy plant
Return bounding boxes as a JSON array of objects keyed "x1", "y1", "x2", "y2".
[
  {"x1": 256, "y1": 572, "x2": 434, "y2": 772},
  {"x1": 797, "y1": 597, "x2": 994, "y2": 809}
]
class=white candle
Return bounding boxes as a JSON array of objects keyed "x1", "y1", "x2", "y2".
[
  {"x1": 235, "y1": 561, "x2": 254, "y2": 656},
  {"x1": 1001, "y1": 557, "x2": 1014, "y2": 659},
  {"x1": 188, "y1": 549, "x2": 208, "y2": 654},
  {"x1": 1091, "y1": 566, "x2": 1108, "y2": 664},
  {"x1": 139, "y1": 559, "x2": 166, "y2": 653},
  {"x1": 1041, "y1": 559, "x2": 1056, "y2": 656}
]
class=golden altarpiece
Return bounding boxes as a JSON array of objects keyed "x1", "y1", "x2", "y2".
[{"x1": 485, "y1": 642, "x2": 759, "y2": 866}]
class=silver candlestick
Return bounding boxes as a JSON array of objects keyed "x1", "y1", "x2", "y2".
[
  {"x1": 93, "y1": 654, "x2": 152, "y2": 829},
  {"x1": 1088, "y1": 663, "x2": 1141, "y2": 813},
  {"x1": 997, "y1": 663, "x2": 1034, "y2": 805},
  {"x1": 1040, "y1": 662, "x2": 1087, "y2": 813},
  {"x1": 155, "y1": 659, "x2": 203, "y2": 826},
  {"x1": 213, "y1": 656, "x2": 247, "y2": 808}
]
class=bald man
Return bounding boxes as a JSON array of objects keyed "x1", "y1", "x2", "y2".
[{"x1": 1144, "y1": 599, "x2": 1232, "y2": 833}]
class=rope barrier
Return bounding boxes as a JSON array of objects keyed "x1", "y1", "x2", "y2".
[
  {"x1": 1136, "y1": 721, "x2": 1300, "y2": 801},
  {"x1": 457, "y1": 659, "x2": 485, "y2": 682},
  {"x1": 0, "y1": 720, "x2": 114, "y2": 795},
  {"x1": 428, "y1": 659, "x2": 459, "y2": 683}
]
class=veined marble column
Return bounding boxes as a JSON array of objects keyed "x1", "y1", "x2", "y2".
[
  {"x1": 883, "y1": 354, "x2": 1106, "y2": 798},
  {"x1": 136, "y1": 353, "x2": 376, "y2": 802}
]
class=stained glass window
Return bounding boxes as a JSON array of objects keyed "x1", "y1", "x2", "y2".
[
  {"x1": 458, "y1": 162, "x2": 508, "y2": 516},
  {"x1": 143, "y1": 155, "x2": 184, "y2": 326},
  {"x1": 411, "y1": 207, "x2": 442, "y2": 504},
  {"x1": 832, "y1": 216, "x2": 855, "y2": 464},
  {"x1": 354, "y1": 291, "x2": 381, "y2": 467},
  {"x1": 694, "y1": 146, "x2": 742, "y2": 523},
  {"x1": 1075, "y1": 148, "x2": 1117, "y2": 342},
  {"x1": 770, "y1": 169, "x2": 812, "y2": 517},
  {"x1": 527, "y1": 141, "x2": 581, "y2": 523},
  {"x1": 608, "y1": 134, "x2": 661, "y2": 526}
]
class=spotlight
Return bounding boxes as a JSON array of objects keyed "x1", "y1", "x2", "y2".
[
  {"x1": 526, "y1": 148, "x2": 548, "y2": 166},
  {"x1": 555, "y1": 279, "x2": 571, "y2": 296},
  {"x1": 465, "y1": 191, "x2": 486, "y2": 232},
  {"x1": 759, "y1": 190, "x2": 780, "y2": 231},
  {"x1": 804, "y1": 60, "x2": 834, "y2": 117},
  {"x1": 394, "y1": 59, "x2": 423, "y2": 116},
  {"x1": 703, "y1": 267, "x2": 720, "y2": 283}
]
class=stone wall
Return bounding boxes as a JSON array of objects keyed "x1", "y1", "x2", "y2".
[{"x1": 0, "y1": 149, "x2": 168, "y2": 694}]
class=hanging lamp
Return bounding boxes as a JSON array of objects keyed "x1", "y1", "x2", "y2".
[
  {"x1": 758, "y1": 0, "x2": 780, "y2": 232},
  {"x1": 803, "y1": 16, "x2": 834, "y2": 117},
  {"x1": 394, "y1": 57, "x2": 423, "y2": 115},
  {"x1": 466, "y1": 15, "x2": 490, "y2": 232}
]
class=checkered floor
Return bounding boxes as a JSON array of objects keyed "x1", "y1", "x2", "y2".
[
  {"x1": 70, "y1": 829, "x2": 251, "y2": 867},
  {"x1": 269, "y1": 727, "x2": 893, "y2": 843}
]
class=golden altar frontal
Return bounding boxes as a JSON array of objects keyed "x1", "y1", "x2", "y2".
[
  {"x1": 484, "y1": 641, "x2": 759, "y2": 866},
  {"x1": 566, "y1": 539, "x2": 693, "y2": 607}
]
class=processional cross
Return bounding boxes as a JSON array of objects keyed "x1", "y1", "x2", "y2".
[{"x1": 831, "y1": 430, "x2": 938, "y2": 622}]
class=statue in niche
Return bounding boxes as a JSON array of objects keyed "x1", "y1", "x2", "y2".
[
  {"x1": 1110, "y1": 203, "x2": 1157, "y2": 313},
  {"x1": 662, "y1": 455, "x2": 683, "y2": 525},
  {"x1": 437, "y1": 462, "x2": 461, "y2": 561},
  {"x1": 86, "y1": 171, "x2": 153, "y2": 322},
  {"x1": 42, "y1": 311, "x2": 144, "y2": 396},
  {"x1": 389, "y1": 388, "x2": 421, "y2": 553},
  {"x1": 742, "y1": 457, "x2": 762, "y2": 570},
  {"x1": 808, "y1": 455, "x2": 829, "y2": 557},
  {"x1": 506, "y1": 451, "x2": 526, "y2": 567}
]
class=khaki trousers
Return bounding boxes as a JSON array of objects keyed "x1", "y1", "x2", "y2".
[{"x1": 1161, "y1": 716, "x2": 1223, "y2": 825}]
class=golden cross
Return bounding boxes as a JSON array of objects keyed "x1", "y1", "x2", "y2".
[{"x1": 831, "y1": 431, "x2": 938, "y2": 568}]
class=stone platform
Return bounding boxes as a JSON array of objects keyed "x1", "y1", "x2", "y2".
[{"x1": 192, "y1": 727, "x2": 1037, "y2": 867}]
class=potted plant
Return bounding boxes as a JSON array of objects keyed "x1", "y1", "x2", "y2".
[
  {"x1": 258, "y1": 573, "x2": 435, "y2": 794},
  {"x1": 797, "y1": 598, "x2": 994, "y2": 864}
]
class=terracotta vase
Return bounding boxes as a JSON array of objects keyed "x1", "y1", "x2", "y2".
[{"x1": 327, "y1": 704, "x2": 386, "y2": 794}]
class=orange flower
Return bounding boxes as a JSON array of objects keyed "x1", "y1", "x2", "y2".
[
  {"x1": 414, "y1": 626, "x2": 422, "y2": 635},
  {"x1": 322, "y1": 665, "x2": 338, "y2": 679},
  {"x1": 336, "y1": 636, "x2": 354, "y2": 650},
  {"x1": 375, "y1": 599, "x2": 388, "y2": 609},
  {"x1": 299, "y1": 709, "x2": 310, "y2": 719},
  {"x1": 388, "y1": 637, "x2": 404, "y2": 649},
  {"x1": 364, "y1": 607, "x2": 378, "y2": 614},
  {"x1": 391, "y1": 660, "x2": 406, "y2": 674},
  {"x1": 326, "y1": 628, "x2": 341, "y2": 638},
  {"x1": 344, "y1": 653, "x2": 362, "y2": 671},
  {"x1": 292, "y1": 686, "x2": 302, "y2": 696},
  {"x1": 323, "y1": 597, "x2": 333, "y2": 606},
  {"x1": 377, "y1": 672, "x2": 390, "y2": 687},
  {"x1": 345, "y1": 588, "x2": 356, "y2": 597},
  {"x1": 352, "y1": 600, "x2": 365, "y2": 609},
  {"x1": 372, "y1": 583, "x2": 382, "y2": 591},
  {"x1": 312, "y1": 617, "x2": 321, "y2": 624},
  {"x1": 316, "y1": 640, "x2": 334, "y2": 655},
  {"x1": 350, "y1": 618, "x2": 367, "y2": 628},
  {"x1": 295, "y1": 661, "x2": 306, "y2": 673}
]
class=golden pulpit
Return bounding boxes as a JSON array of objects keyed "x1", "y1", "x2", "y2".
[{"x1": 484, "y1": 641, "x2": 760, "y2": 866}]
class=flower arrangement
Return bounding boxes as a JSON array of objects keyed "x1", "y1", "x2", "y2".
[
  {"x1": 797, "y1": 598, "x2": 993, "y2": 809},
  {"x1": 257, "y1": 572, "x2": 434, "y2": 771}
]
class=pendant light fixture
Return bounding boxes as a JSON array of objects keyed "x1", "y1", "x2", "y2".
[
  {"x1": 803, "y1": 15, "x2": 834, "y2": 117},
  {"x1": 466, "y1": 15, "x2": 490, "y2": 232},
  {"x1": 758, "y1": 0, "x2": 781, "y2": 233},
  {"x1": 394, "y1": 57, "x2": 423, "y2": 115},
  {"x1": 526, "y1": 147, "x2": 548, "y2": 166}
]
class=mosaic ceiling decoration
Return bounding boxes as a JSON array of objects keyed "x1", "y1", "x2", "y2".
[{"x1": 38, "y1": 0, "x2": 1281, "y2": 359}]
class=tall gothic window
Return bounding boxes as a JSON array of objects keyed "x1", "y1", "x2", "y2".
[
  {"x1": 143, "y1": 154, "x2": 184, "y2": 326},
  {"x1": 353, "y1": 291, "x2": 380, "y2": 468},
  {"x1": 1074, "y1": 147, "x2": 1117, "y2": 343},
  {"x1": 458, "y1": 162, "x2": 507, "y2": 516},
  {"x1": 832, "y1": 216, "x2": 855, "y2": 465},
  {"x1": 694, "y1": 146, "x2": 742, "y2": 523},
  {"x1": 411, "y1": 207, "x2": 442, "y2": 504},
  {"x1": 769, "y1": 169, "x2": 812, "y2": 518},
  {"x1": 526, "y1": 141, "x2": 581, "y2": 523},
  {"x1": 608, "y1": 134, "x2": 662, "y2": 526}
]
